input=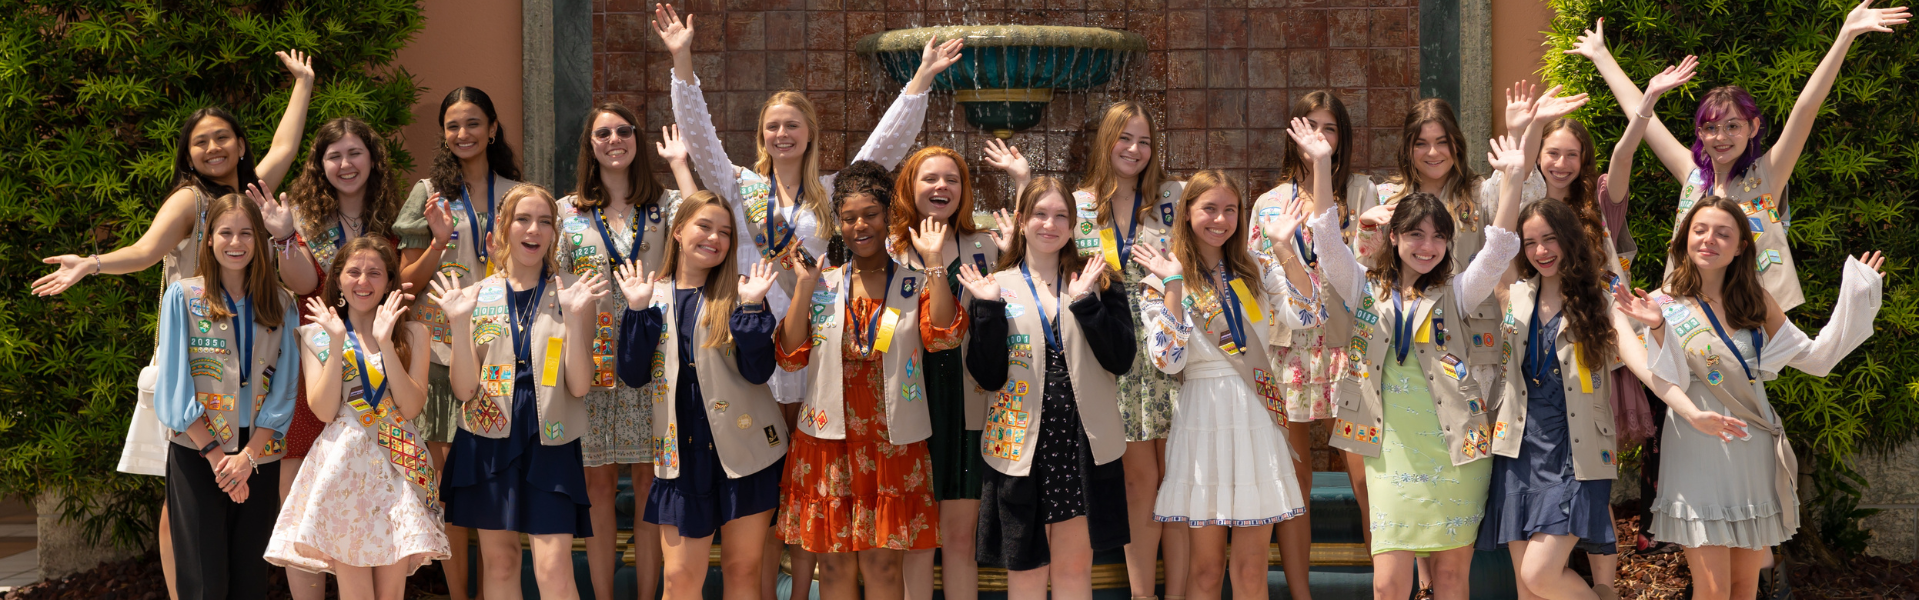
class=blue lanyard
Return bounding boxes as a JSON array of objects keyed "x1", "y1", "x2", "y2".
[
  {"x1": 223, "y1": 292, "x2": 253, "y2": 388},
  {"x1": 1390, "y1": 288, "x2": 1419, "y2": 365},
  {"x1": 342, "y1": 318, "x2": 387, "y2": 412},
  {"x1": 1113, "y1": 191, "x2": 1143, "y2": 268},
  {"x1": 505, "y1": 270, "x2": 550, "y2": 366},
  {"x1": 591, "y1": 206, "x2": 643, "y2": 269},
  {"x1": 458, "y1": 172, "x2": 497, "y2": 268},
  {"x1": 1284, "y1": 182, "x2": 1319, "y2": 268},
  {"x1": 1526, "y1": 299, "x2": 1561, "y2": 383},
  {"x1": 845, "y1": 261, "x2": 896, "y2": 354},
  {"x1": 1698, "y1": 300, "x2": 1761, "y2": 383},
  {"x1": 1215, "y1": 263, "x2": 1249, "y2": 352},
  {"x1": 762, "y1": 171, "x2": 799, "y2": 256},
  {"x1": 1019, "y1": 261, "x2": 1063, "y2": 351}
]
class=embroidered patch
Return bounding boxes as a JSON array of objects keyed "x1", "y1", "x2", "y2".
[
  {"x1": 188, "y1": 336, "x2": 227, "y2": 354},
  {"x1": 1466, "y1": 396, "x2": 1486, "y2": 415},
  {"x1": 543, "y1": 421, "x2": 565, "y2": 440},
  {"x1": 195, "y1": 319, "x2": 211, "y2": 334},
  {"x1": 1438, "y1": 353, "x2": 1467, "y2": 381},
  {"x1": 1494, "y1": 421, "x2": 1509, "y2": 439},
  {"x1": 206, "y1": 412, "x2": 232, "y2": 442},
  {"x1": 1005, "y1": 302, "x2": 1026, "y2": 318},
  {"x1": 197, "y1": 392, "x2": 235, "y2": 411},
  {"x1": 764, "y1": 425, "x2": 780, "y2": 447},
  {"x1": 905, "y1": 354, "x2": 919, "y2": 378},
  {"x1": 1335, "y1": 419, "x2": 1357, "y2": 439},
  {"x1": 1471, "y1": 333, "x2": 1496, "y2": 348},
  {"x1": 480, "y1": 364, "x2": 515, "y2": 399},
  {"x1": 1601, "y1": 450, "x2": 1614, "y2": 465},
  {"x1": 900, "y1": 276, "x2": 918, "y2": 297},
  {"x1": 189, "y1": 358, "x2": 223, "y2": 380},
  {"x1": 1253, "y1": 369, "x2": 1284, "y2": 418},
  {"x1": 902, "y1": 383, "x2": 923, "y2": 402},
  {"x1": 1672, "y1": 318, "x2": 1701, "y2": 338},
  {"x1": 187, "y1": 297, "x2": 211, "y2": 317},
  {"x1": 736, "y1": 414, "x2": 753, "y2": 429},
  {"x1": 1366, "y1": 426, "x2": 1381, "y2": 444},
  {"x1": 984, "y1": 380, "x2": 1034, "y2": 460},
  {"x1": 1160, "y1": 204, "x2": 1175, "y2": 225},
  {"x1": 654, "y1": 423, "x2": 680, "y2": 469},
  {"x1": 1705, "y1": 369, "x2": 1724, "y2": 386},
  {"x1": 477, "y1": 285, "x2": 506, "y2": 303},
  {"x1": 1355, "y1": 308, "x2": 1379, "y2": 325},
  {"x1": 1756, "y1": 249, "x2": 1782, "y2": 272},
  {"x1": 564, "y1": 216, "x2": 591, "y2": 233}
]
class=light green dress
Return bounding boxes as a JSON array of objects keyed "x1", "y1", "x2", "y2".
[{"x1": 1365, "y1": 356, "x2": 1493, "y2": 554}]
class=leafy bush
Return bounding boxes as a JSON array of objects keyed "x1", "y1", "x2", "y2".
[
  {"x1": 0, "y1": 0, "x2": 423, "y2": 548},
  {"x1": 1544, "y1": 0, "x2": 1919, "y2": 560}
]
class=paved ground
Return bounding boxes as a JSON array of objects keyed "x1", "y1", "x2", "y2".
[{"x1": 0, "y1": 497, "x2": 35, "y2": 591}]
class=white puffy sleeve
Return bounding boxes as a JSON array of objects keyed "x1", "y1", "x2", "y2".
[
  {"x1": 1308, "y1": 206, "x2": 1366, "y2": 310},
  {"x1": 668, "y1": 73, "x2": 748, "y2": 212},
  {"x1": 1764, "y1": 256, "x2": 1884, "y2": 378},
  {"x1": 1453, "y1": 225, "x2": 1519, "y2": 315}
]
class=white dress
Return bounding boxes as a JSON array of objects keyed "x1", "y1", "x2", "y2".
[{"x1": 265, "y1": 350, "x2": 450, "y2": 574}]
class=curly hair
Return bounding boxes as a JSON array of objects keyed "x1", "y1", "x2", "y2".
[
  {"x1": 287, "y1": 117, "x2": 400, "y2": 243},
  {"x1": 1515, "y1": 199, "x2": 1616, "y2": 371},
  {"x1": 831, "y1": 160, "x2": 896, "y2": 214}
]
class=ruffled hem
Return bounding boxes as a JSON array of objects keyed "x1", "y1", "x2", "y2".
[
  {"x1": 776, "y1": 489, "x2": 940, "y2": 552},
  {"x1": 1155, "y1": 507, "x2": 1305, "y2": 528},
  {"x1": 774, "y1": 431, "x2": 940, "y2": 553},
  {"x1": 1649, "y1": 500, "x2": 1792, "y2": 550},
  {"x1": 1478, "y1": 478, "x2": 1616, "y2": 554},
  {"x1": 265, "y1": 542, "x2": 447, "y2": 576},
  {"x1": 1154, "y1": 374, "x2": 1307, "y2": 526}
]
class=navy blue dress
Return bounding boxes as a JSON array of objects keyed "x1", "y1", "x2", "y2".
[
  {"x1": 443, "y1": 287, "x2": 594, "y2": 536},
  {"x1": 618, "y1": 287, "x2": 783, "y2": 539},
  {"x1": 1477, "y1": 306, "x2": 1617, "y2": 554}
]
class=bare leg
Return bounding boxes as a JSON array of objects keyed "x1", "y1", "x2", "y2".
[
  {"x1": 816, "y1": 552, "x2": 860, "y2": 600},
  {"x1": 476, "y1": 529, "x2": 525, "y2": 600},
  {"x1": 857, "y1": 549, "x2": 906, "y2": 600},
  {"x1": 1228, "y1": 525, "x2": 1274, "y2": 600},
  {"x1": 633, "y1": 468, "x2": 663, "y2": 600},
  {"x1": 1047, "y1": 518, "x2": 1095, "y2": 600},
  {"x1": 1428, "y1": 545, "x2": 1475, "y2": 600},
  {"x1": 434, "y1": 441, "x2": 476, "y2": 600},
  {"x1": 529, "y1": 533, "x2": 581, "y2": 599},
  {"x1": 903, "y1": 549, "x2": 934, "y2": 600},
  {"x1": 1158, "y1": 439, "x2": 1190, "y2": 599},
  {"x1": 1587, "y1": 507, "x2": 1619, "y2": 599},
  {"x1": 661, "y1": 524, "x2": 714, "y2": 600},
  {"x1": 1277, "y1": 420, "x2": 1315, "y2": 600},
  {"x1": 334, "y1": 564, "x2": 374, "y2": 600},
  {"x1": 1512, "y1": 535, "x2": 1598, "y2": 600},
  {"x1": 159, "y1": 503, "x2": 178, "y2": 600},
  {"x1": 719, "y1": 511, "x2": 775, "y2": 600},
  {"x1": 760, "y1": 525, "x2": 785, "y2": 600},
  {"x1": 1005, "y1": 565, "x2": 1052, "y2": 600},
  {"x1": 1371, "y1": 550, "x2": 1417, "y2": 600},
  {"x1": 278, "y1": 457, "x2": 329, "y2": 599},
  {"x1": 586, "y1": 464, "x2": 620, "y2": 600},
  {"x1": 1726, "y1": 547, "x2": 1768, "y2": 600},
  {"x1": 1343, "y1": 451, "x2": 1372, "y2": 549},
  {"x1": 1184, "y1": 525, "x2": 1226, "y2": 600},
  {"x1": 1120, "y1": 440, "x2": 1163, "y2": 598},
  {"x1": 373, "y1": 562, "x2": 413, "y2": 600},
  {"x1": 1416, "y1": 556, "x2": 1436, "y2": 595},
  {"x1": 940, "y1": 500, "x2": 980, "y2": 600},
  {"x1": 789, "y1": 545, "x2": 818, "y2": 600},
  {"x1": 1507, "y1": 543, "x2": 1545, "y2": 600},
  {"x1": 1680, "y1": 545, "x2": 1732, "y2": 600}
]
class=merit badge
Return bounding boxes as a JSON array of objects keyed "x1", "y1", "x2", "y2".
[
  {"x1": 478, "y1": 285, "x2": 506, "y2": 303},
  {"x1": 900, "y1": 276, "x2": 918, "y2": 297}
]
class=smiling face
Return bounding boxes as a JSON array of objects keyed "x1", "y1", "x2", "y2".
[
  {"x1": 838, "y1": 193, "x2": 888, "y2": 258},
  {"x1": 502, "y1": 197, "x2": 556, "y2": 270},
  {"x1": 1111, "y1": 115, "x2": 1153, "y2": 177},
  {"x1": 590, "y1": 110, "x2": 636, "y2": 172},
  {"x1": 1392, "y1": 216, "x2": 1450, "y2": 276},
  {"x1": 322, "y1": 132, "x2": 372, "y2": 197},
  {"x1": 1685, "y1": 205, "x2": 1745, "y2": 272},
  {"x1": 913, "y1": 156, "x2": 963, "y2": 223},
  {"x1": 1186, "y1": 187, "x2": 1240, "y2": 249},
  {"x1": 336, "y1": 250, "x2": 391, "y2": 312},
  {"x1": 1303, "y1": 108, "x2": 1341, "y2": 158},
  {"x1": 1697, "y1": 107, "x2": 1757, "y2": 168},
  {"x1": 1411, "y1": 122, "x2": 1455, "y2": 185},
  {"x1": 761, "y1": 104, "x2": 810, "y2": 163},
  {"x1": 1538, "y1": 128, "x2": 1583, "y2": 193},
  {"x1": 1022, "y1": 191, "x2": 1073, "y2": 256},
  {"x1": 208, "y1": 209, "x2": 255, "y2": 272},
  {"x1": 189, "y1": 116, "x2": 246, "y2": 182},
  {"x1": 673, "y1": 204, "x2": 734, "y2": 271},
  {"x1": 1520, "y1": 214, "x2": 1563, "y2": 278},
  {"x1": 442, "y1": 101, "x2": 496, "y2": 162}
]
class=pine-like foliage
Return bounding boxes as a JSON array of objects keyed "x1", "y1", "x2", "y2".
[
  {"x1": 0, "y1": 0, "x2": 423, "y2": 549},
  {"x1": 1546, "y1": 0, "x2": 1919, "y2": 557}
]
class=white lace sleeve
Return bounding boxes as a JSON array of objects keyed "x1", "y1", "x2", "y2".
[
  {"x1": 1140, "y1": 282, "x2": 1193, "y2": 376},
  {"x1": 1766, "y1": 256, "x2": 1884, "y2": 377},
  {"x1": 1453, "y1": 225, "x2": 1519, "y2": 315},
  {"x1": 819, "y1": 90, "x2": 931, "y2": 193},
  {"x1": 794, "y1": 209, "x2": 830, "y2": 264},
  {"x1": 1308, "y1": 206, "x2": 1366, "y2": 309},
  {"x1": 669, "y1": 73, "x2": 748, "y2": 211}
]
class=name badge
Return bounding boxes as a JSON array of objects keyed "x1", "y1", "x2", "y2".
[
  {"x1": 541, "y1": 337, "x2": 565, "y2": 386},
  {"x1": 873, "y1": 308, "x2": 901, "y2": 353}
]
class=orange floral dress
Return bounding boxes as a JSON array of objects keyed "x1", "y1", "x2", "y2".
[{"x1": 773, "y1": 293, "x2": 966, "y2": 553}]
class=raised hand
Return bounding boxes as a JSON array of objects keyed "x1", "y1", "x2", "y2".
[
  {"x1": 955, "y1": 263, "x2": 1001, "y2": 301},
  {"x1": 910, "y1": 216, "x2": 950, "y2": 266},
  {"x1": 916, "y1": 36, "x2": 966, "y2": 79},
  {"x1": 1285, "y1": 117, "x2": 1334, "y2": 163},
  {"x1": 986, "y1": 208, "x2": 1018, "y2": 253},
  {"x1": 1532, "y1": 84, "x2": 1590, "y2": 122},
  {"x1": 276, "y1": 49, "x2": 315, "y2": 83},
  {"x1": 656, "y1": 124, "x2": 689, "y2": 167},
  {"x1": 246, "y1": 183, "x2": 297, "y2": 241},
  {"x1": 425, "y1": 193, "x2": 455, "y2": 245},
  {"x1": 652, "y1": 2, "x2": 695, "y2": 57},
  {"x1": 304, "y1": 296, "x2": 347, "y2": 339},
  {"x1": 793, "y1": 254, "x2": 828, "y2": 290},
  {"x1": 1611, "y1": 287, "x2": 1665, "y2": 330},
  {"x1": 614, "y1": 262, "x2": 656, "y2": 304},
  {"x1": 426, "y1": 272, "x2": 477, "y2": 319},
  {"x1": 1268, "y1": 191, "x2": 1310, "y2": 245},
  {"x1": 1131, "y1": 243, "x2": 1183, "y2": 281},
  {"x1": 1065, "y1": 254, "x2": 1105, "y2": 299},
  {"x1": 1645, "y1": 55, "x2": 1699, "y2": 100},
  {"x1": 1856, "y1": 250, "x2": 1887, "y2": 276},
  {"x1": 1685, "y1": 410, "x2": 1750, "y2": 443},
  {"x1": 1840, "y1": 0, "x2": 1911, "y2": 39},
  {"x1": 1358, "y1": 203, "x2": 1396, "y2": 228},
  {"x1": 1562, "y1": 18, "x2": 1607, "y2": 61},
  {"x1": 559, "y1": 272, "x2": 610, "y2": 315},
  {"x1": 981, "y1": 138, "x2": 1030, "y2": 181},
  {"x1": 372, "y1": 287, "x2": 412, "y2": 345},
  {"x1": 33, "y1": 254, "x2": 94, "y2": 296},
  {"x1": 740, "y1": 260, "x2": 778, "y2": 304},
  {"x1": 1486, "y1": 134, "x2": 1527, "y2": 177},
  {"x1": 1504, "y1": 79, "x2": 1541, "y2": 133}
]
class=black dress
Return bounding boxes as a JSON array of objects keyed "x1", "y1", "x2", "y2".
[{"x1": 966, "y1": 280, "x2": 1136, "y2": 571}]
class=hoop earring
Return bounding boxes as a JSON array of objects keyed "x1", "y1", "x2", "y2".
[
  {"x1": 488, "y1": 135, "x2": 496, "y2": 145},
  {"x1": 336, "y1": 295, "x2": 346, "y2": 307}
]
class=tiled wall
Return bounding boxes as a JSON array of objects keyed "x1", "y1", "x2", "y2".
[{"x1": 593, "y1": 0, "x2": 1420, "y2": 207}]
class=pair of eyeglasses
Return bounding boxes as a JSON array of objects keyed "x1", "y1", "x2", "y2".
[
  {"x1": 593, "y1": 125, "x2": 636, "y2": 140},
  {"x1": 1696, "y1": 120, "x2": 1749, "y2": 138}
]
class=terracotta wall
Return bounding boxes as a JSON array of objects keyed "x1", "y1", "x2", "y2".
[
  {"x1": 592, "y1": 0, "x2": 1423, "y2": 207},
  {"x1": 395, "y1": 0, "x2": 525, "y2": 183},
  {"x1": 1489, "y1": 0, "x2": 1556, "y2": 137}
]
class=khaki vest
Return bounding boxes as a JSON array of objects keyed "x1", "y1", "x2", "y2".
[
  {"x1": 161, "y1": 188, "x2": 209, "y2": 290},
  {"x1": 1329, "y1": 280, "x2": 1493, "y2": 464},
  {"x1": 1668, "y1": 163, "x2": 1800, "y2": 310},
  {"x1": 411, "y1": 177, "x2": 524, "y2": 364},
  {"x1": 558, "y1": 194, "x2": 681, "y2": 390},
  {"x1": 1143, "y1": 263, "x2": 1292, "y2": 421},
  {"x1": 892, "y1": 230, "x2": 1001, "y2": 429},
  {"x1": 169, "y1": 276, "x2": 291, "y2": 462},
  {"x1": 797, "y1": 263, "x2": 934, "y2": 443},
  {"x1": 1488, "y1": 278, "x2": 1618, "y2": 480},
  {"x1": 737, "y1": 167, "x2": 816, "y2": 295},
  {"x1": 1071, "y1": 182, "x2": 1184, "y2": 268},
  {"x1": 1379, "y1": 179, "x2": 1507, "y2": 374},
  {"x1": 980, "y1": 268, "x2": 1123, "y2": 476},
  {"x1": 1250, "y1": 176, "x2": 1376, "y2": 349},
  {"x1": 460, "y1": 273, "x2": 588, "y2": 444},
  {"x1": 298, "y1": 324, "x2": 442, "y2": 516},
  {"x1": 1651, "y1": 289, "x2": 1799, "y2": 530},
  {"x1": 642, "y1": 279, "x2": 790, "y2": 479}
]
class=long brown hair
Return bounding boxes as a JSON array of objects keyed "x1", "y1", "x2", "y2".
[
  {"x1": 1280, "y1": 91, "x2": 1356, "y2": 215},
  {"x1": 1170, "y1": 170, "x2": 1261, "y2": 297},
  {"x1": 1387, "y1": 98, "x2": 1479, "y2": 214},
  {"x1": 658, "y1": 191, "x2": 741, "y2": 348},
  {"x1": 1515, "y1": 200, "x2": 1615, "y2": 370},
  {"x1": 994, "y1": 176, "x2": 1109, "y2": 291},
  {"x1": 890, "y1": 146, "x2": 980, "y2": 243},
  {"x1": 488, "y1": 184, "x2": 563, "y2": 278},
  {"x1": 194, "y1": 194, "x2": 286, "y2": 329},
  {"x1": 288, "y1": 117, "x2": 401, "y2": 243},
  {"x1": 1665, "y1": 196, "x2": 1767, "y2": 330},
  {"x1": 753, "y1": 91, "x2": 832, "y2": 227},
  {"x1": 1079, "y1": 100, "x2": 1169, "y2": 228},
  {"x1": 1368, "y1": 192, "x2": 1456, "y2": 295},
  {"x1": 571, "y1": 103, "x2": 666, "y2": 211},
  {"x1": 321, "y1": 236, "x2": 417, "y2": 366},
  {"x1": 1538, "y1": 118, "x2": 1608, "y2": 262}
]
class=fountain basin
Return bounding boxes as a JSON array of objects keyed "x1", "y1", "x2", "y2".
[{"x1": 855, "y1": 25, "x2": 1146, "y2": 137}]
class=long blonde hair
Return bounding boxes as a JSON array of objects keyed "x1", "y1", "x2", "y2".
[
  {"x1": 1078, "y1": 100, "x2": 1168, "y2": 228},
  {"x1": 658, "y1": 191, "x2": 741, "y2": 348},
  {"x1": 753, "y1": 91, "x2": 832, "y2": 229},
  {"x1": 488, "y1": 184, "x2": 563, "y2": 278},
  {"x1": 1169, "y1": 170, "x2": 1260, "y2": 297}
]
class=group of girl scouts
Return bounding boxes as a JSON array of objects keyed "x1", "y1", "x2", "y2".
[{"x1": 30, "y1": 1, "x2": 1907, "y2": 599}]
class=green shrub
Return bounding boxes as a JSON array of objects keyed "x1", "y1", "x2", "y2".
[
  {"x1": 0, "y1": 0, "x2": 423, "y2": 549},
  {"x1": 1545, "y1": 0, "x2": 1919, "y2": 559}
]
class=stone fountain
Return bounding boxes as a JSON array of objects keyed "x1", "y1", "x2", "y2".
[{"x1": 855, "y1": 25, "x2": 1146, "y2": 138}]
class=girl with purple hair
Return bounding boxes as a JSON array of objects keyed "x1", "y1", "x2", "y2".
[{"x1": 1565, "y1": 0, "x2": 1909, "y2": 312}]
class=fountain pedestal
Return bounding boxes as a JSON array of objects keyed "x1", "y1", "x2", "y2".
[{"x1": 855, "y1": 25, "x2": 1145, "y2": 138}]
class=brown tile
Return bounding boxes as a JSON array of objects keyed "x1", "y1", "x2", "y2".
[
  {"x1": 607, "y1": 52, "x2": 649, "y2": 93},
  {"x1": 1089, "y1": 10, "x2": 1128, "y2": 29},
  {"x1": 1209, "y1": 9, "x2": 1249, "y2": 49},
  {"x1": 1371, "y1": 0, "x2": 1411, "y2": 5},
  {"x1": 1249, "y1": 128, "x2": 1285, "y2": 169},
  {"x1": 646, "y1": 53, "x2": 676, "y2": 92},
  {"x1": 1343, "y1": 125, "x2": 1370, "y2": 171},
  {"x1": 1130, "y1": 12, "x2": 1168, "y2": 50},
  {"x1": 1330, "y1": 0, "x2": 1366, "y2": 6},
  {"x1": 1130, "y1": 0, "x2": 1166, "y2": 9},
  {"x1": 693, "y1": 17, "x2": 727, "y2": 52},
  {"x1": 1167, "y1": 0, "x2": 1205, "y2": 7},
  {"x1": 645, "y1": 92, "x2": 675, "y2": 129},
  {"x1": 1043, "y1": 11, "x2": 1087, "y2": 26},
  {"x1": 765, "y1": 12, "x2": 806, "y2": 51},
  {"x1": 1206, "y1": 49, "x2": 1247, "y2": 88},
  {"x1": 1248, "y1": 89, "x2": 1291, "y2": 128},
  {"x1": 1371, "y1": 7, "x2": 1414, "y2": 47},
  {"x1": 726, "y1": 50, "x2": 767, "y2": 91},
  {"x1": 1087, "y1": 0, "x2": 1127, "y2": 8},
  {"x1": 847, "y1": 0, "x2": 887, "y2": 8},
  {"x1": 810, "y1": 91, "x2": 847, "y2": 131},
  {"x1": 1167, "y1": 10, "x2": 1207, "y2": 50},
  {"x1": 693, "y1": 53, "x2": 727, "y2": 89},
  {"x1": 809, "y1": 0, "x2": 845, "y2": 8},
  {"x1": 602, "y1": 91, "x2": 649, "y2": 115},
  {"x1": 1167, "y1": 130, "x2": 1207, "y2": 170},
  {"x1": 1369, "y1": 127, "x2": 1401, "y2": 172},
  {"x1": 1167, "y1": 50, "x2": 1205, "y2": 89},
  {"x1": 725, "y1": 91, "x2": 764, "y2": 131},
  {"x1": 722, "y1": 137, "x2": 758, "y2": 166},
  {"x1": 593, "y1": 14, "x2": 607, "y2": 55},
  {"x1": 1248, "y1": 0, "x2": 1298, "y2": 7},
  {"x1": 1335, "y1": 87, "x2": 1368, "y2": 128},
  {"x1": 1327, "y1": 48, "x2": 1367, "y2": 87},
  {"x1": 1135, "y1": 50, "x2": 1168, "y2": 91},
  {"x1": 725, "y1": 12, "x2": 765, "y2": 51},
  {"x1": 1328, "y1": 8, "x2": 1369, "y2": 47},
  {"x1": 1367, "y1": 47, "x2": 1414, "y2": 88},
  {"x1": 1208, "y1": 90, "x2": 1248, "y2": 129},
  {"x1": 1248, "y1": 9, "x2": 1286, "y2": 48},
  {"x1": 1048, "y1": 0, "x2": 1087, "y2": 8},
  {"x1": 847, "y1": 11, "x2": 888, "y2": 41},
  {"x1": 807, "y1": 52, "x2": 847, "y2": 91},
  {"x1": 886, "y1": 11, "x2": 925, "y2": 30},
  {"x1": 1287, "y1": 49, "x2": 1326, "y2": 88},
  {"x1": 765, "y1": 51, "x2": 808, "y2": 89},
  {"x1": 1165, "y1": 90, "x2": 1207, "y2": 130},
  {"x1": 1367, "y1": 86, "x2": 1410, "y2": 129},
  {"x1": 1247, "y1": 49, "x2": 1286, "y2": 88},
  {"x1": 808, "y1": 12, "x2": 845, "y2": 50},
  {"x1": 1208, "y1": 129, "x2": 1247, "y2": 168},
  {"x1": 1282, "y1": 8, "x2": 1327, "y2": 48}
]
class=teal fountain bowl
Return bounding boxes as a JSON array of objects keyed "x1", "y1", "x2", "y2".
[{"x1": 855, "y1": 25, "x2": 1146, "y2": 138}]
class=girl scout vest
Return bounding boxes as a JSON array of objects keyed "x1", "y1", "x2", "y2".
[
  {"x1": 1650, "y1": 289, "x2": 1799, "y2": 530},
  {"x1": 1330, "y1": 279, "x2": 1494, "y2": 465},
  {"x1": 1669, "y1": 163, "x2": 1801, "y2": 310},
  {"x1": 1489, "y1": 277, "x2": 1618, "y2": 480},
  {"x1": 738, "y1": 168, "x2": 815, "y2": 294},
  {"x1": 1379, "y1": 179, "x2": 1507, "y2": 377},
  {"x1": 643, "y1": 279, "x2": 790, "y2": 479},
  {"x1": 412, "y1": 176, "x2": 522, "y2": 365},
  {"x1": 297, "y1": 323, "x2": 443, "y2": 517},
  {"x1": 161, "y1": 188, "x2": 209, "y2": 289},
  {"x1": 892, "y1": 229, "x2": 1000, "y2": 431},
  {"x1": 170, "y1": 276, "x2": 292, "y2": 461},
  {"x1": 1071, "y1": 182, "x2": 1184, "y2": 271},
  {"x1": 1249, "y1": 176, "x2": 1374, "y2": 349},
  {"x1": 981, "y1": 267, "x2": 1123, "y2": 476},
  {"x1": 1143, "y1": 265, "x2": 1290, "y2": 421},
  {"x1": 797, "y1": 262, "x2": 934, "y2": 444},
  {"x1": 558, "y1": 194, "x2": 681, "y2": 391},
  {"x1": 460, "y1": 272, "x2": 588, "y2": 445}
]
